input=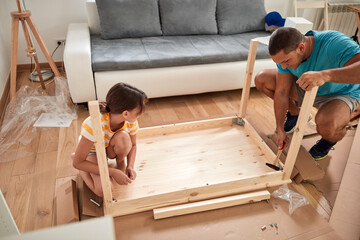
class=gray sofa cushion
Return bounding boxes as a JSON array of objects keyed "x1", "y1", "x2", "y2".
[
  {"x1": 159, "y1": 0, "x2": 218, "y2": 35},
  {"x1": 95, "y1": 0, "x2": 162, "y2": 39},
  {"x1": 91, "y1": 32, "x2": 270, "y2": 71},
  {"x1": 217, "y1": 0, "x2": 266, "y2": 35}
]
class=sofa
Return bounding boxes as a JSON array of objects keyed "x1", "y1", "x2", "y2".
[{"x1": 64, "y1": 0, "x2": 276, "y2": 103}]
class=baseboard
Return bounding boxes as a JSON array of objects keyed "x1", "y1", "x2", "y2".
[
  {"x1": 0, "y1": 74, "x2": 10, "y2": 126},
  {"x1": 16, "y1": 61, "x2": 64, "y2": 72}
]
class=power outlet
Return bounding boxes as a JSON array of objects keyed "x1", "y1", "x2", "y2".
[{"x1": 56, "y1": 39, "x2": 66, "y2": 47}]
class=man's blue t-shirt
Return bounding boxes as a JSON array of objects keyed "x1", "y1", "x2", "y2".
[{"x1": 276, "y1": 30, "x2": 360, "y2": 100}]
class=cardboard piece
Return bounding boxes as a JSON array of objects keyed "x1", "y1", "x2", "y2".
[
  {"x1": 55, "y1": 180, "x2": 79, "y2": 225},
  {"x1": 329, "y1": 126, "x2": 360, "y2": 239},
  {"x1": 79, "y1": 177, "x2": 104, "y2": 217},
  {"x1": 112, "y1": 186, "x2": 340, "y2": 240}
]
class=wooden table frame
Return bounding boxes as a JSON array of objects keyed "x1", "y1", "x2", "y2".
[{"x1": 88, "y1": 40, "x2": 318, "y2": 217}]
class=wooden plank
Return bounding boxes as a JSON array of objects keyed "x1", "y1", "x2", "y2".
[
  {"x1": 56, "y1": 118, "x2": 78, "y2": 178},
  {"x1": 25, "y1": 151, "x2": 57, "y2": 231},
  {"x1": 137, "y1": 116, "x2": 235, "y2": 139},
  {"x1": 283, "y1": 87, "x2": 318, "y2": 180},
  {"x1": 37, "y1": 127, "x2": 59, "y2": 153},
  {"x1": 153, "y1": 190, "x2": 270, "y2": 219},
  {"x1": 88, "y1": 101, "x2": 113, "y2": 215},
  {"x1": 238, "y1": 39, "x2": 258, "y2": 118},
  {"x1": 110, "y1": 172, "x2": 289, "y2": 217},
  {"x1": 55, "y1": 179, "x2": 79, "y2": 226},
  {"x1": 4, "y1": 174, "x2": 33, "y2": 232},
  {"x1": 12, "y1": 130, "x2": 41, "y2": 176}
]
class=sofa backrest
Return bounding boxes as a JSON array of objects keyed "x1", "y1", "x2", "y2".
[
  {"x1": 86, "y1": 0, "x2": 101, "y2": 34},
  {"x1": 86, "y1": 0, "x2": 267, "y2": 37}
]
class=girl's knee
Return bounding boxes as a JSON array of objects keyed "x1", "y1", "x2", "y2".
[{"x1": 110, "y1": 131, "x2": 132, "y2": 154}]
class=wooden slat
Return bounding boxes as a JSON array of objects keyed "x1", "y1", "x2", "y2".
[
  {"x1": 283, "y1": 87, "x2": 318, "y2": 180},
  {"x1": 153, "y1": 190, "x2": 270, "y2": 219},
  {"x1": 238, "y1": 39, "x2": 258, "y2": 118},
  {"x1": 88, "y1": 101, "x2": 113, "y2": 215},
  {"x1": 137, "y1": 116, "x2": 235, "y2": 139},
  {"x1": 109, "y1": 172, "x2": 289, "y2": 217}
]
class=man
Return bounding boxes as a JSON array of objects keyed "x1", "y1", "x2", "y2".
[{"x1": 255, "y1": 27, "x2": 360, "y2": 160}]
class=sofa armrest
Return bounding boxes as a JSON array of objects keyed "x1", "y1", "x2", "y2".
[{"x1": 64, "y1": 23, "x2": 96, "y2": 103}]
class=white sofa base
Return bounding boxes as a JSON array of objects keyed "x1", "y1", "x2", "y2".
[
  {"x1": 64, "y1": 19, "x2": 276, "y2": 103},
  {"x1": 95, "y1": 59, "x2": 275, "y2": 101}
]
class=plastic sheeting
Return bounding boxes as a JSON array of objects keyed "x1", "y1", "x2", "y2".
[
  {"x1": 272, "y1": 184, "x2": 309, "y2": 215},
  {"x1": 0, "y1": 77, "x2": 77, "y2": 162}
]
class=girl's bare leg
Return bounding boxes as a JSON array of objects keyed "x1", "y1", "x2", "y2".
[{"x1": 107, "y1": 131, "x2": 132, "y2": 172}]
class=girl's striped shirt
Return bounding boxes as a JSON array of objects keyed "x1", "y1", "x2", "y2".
[{"x1": 80, "y1": 112, "x2": 138, "y2": 151}]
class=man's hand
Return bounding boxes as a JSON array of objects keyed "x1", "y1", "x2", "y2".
[
  {"x1": 110, "y1": 168, "x2": 132, "y2": 185},
  {"x1": 276, "y1": 129, "x2": 289, "y2": 150},
  {"x1": 126, "y1": 167, "x2": 137, "y2": 180},
  {"x1": 296, "y1": 71, "x2": 330, "y2": 91}
]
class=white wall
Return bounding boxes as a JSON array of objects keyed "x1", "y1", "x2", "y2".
[
  {"x1": 14, "y1": 0, "x2": 88, "y2": 64},
  {"x1": 0, "y1": 1, "x2": 12, "y2": 101}
]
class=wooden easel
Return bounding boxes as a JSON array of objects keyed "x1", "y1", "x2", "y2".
[{"x1": 10, "y1": 0, "x2": 61, "y2": 99}]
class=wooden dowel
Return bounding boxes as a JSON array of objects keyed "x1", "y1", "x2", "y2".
[{"x1": 238, "y1": 39, "x2": 258, "y2": 118}]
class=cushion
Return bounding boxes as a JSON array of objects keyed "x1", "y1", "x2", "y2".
[
  {"x1": 217, "y1": 0, "x2": 266, "y2": 35},
  {"x1": 159, "y1": 0, "x2": 218, "y2": 36},
  {"x1": 95, "y1": 0, "x2": 162, "y2": 39},
  {"x1": 91, "y1": 31, "x2": 271, "y2": 71}
]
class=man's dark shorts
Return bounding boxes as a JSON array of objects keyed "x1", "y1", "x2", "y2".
[{"x1": 295, "y1": 84, "x2": 360, "y2": 113}]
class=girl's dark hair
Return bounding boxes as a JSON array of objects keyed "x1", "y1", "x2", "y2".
[
  {"x1": 268, "y1": 27, "x2": 305, "y2": 56},
  {"x1": 100, "y1": 83, "x2": 148, "y2": 115}
]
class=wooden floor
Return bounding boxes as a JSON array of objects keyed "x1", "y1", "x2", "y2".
[{"x1": 0, "y1": 70, "x2": 328, "y2": 233}]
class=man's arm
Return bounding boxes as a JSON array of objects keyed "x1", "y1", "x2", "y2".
[
  {"x1": 297, "y1": 53, "x2": 360, "y2": 90},
  {"x1": 274, "y1": 72, "x2": 296, "y2": 148}
]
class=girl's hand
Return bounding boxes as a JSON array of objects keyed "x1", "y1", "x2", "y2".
[
  {"x1": 126, "y1": 167, "x2": 137, "y2": 180},
  {"x1": 110, "y1": 168, "x2": 132, "y2": 185}
]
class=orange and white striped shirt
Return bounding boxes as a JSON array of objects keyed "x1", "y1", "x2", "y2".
[{"x1": 80, "y1": 112, "x2": 139, "y2": 151}]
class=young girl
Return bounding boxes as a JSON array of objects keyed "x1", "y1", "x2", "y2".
[{"x1": 72, "y1": 83, "x2": 148, "y2": 197}]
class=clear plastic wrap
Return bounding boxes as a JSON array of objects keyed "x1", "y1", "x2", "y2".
[
  {"x1": 271, "y1": 184, "x2": 309, "y2": 215},
  {"x1": 0, "y1": 77, "x2": 77, "y2": 162}
]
